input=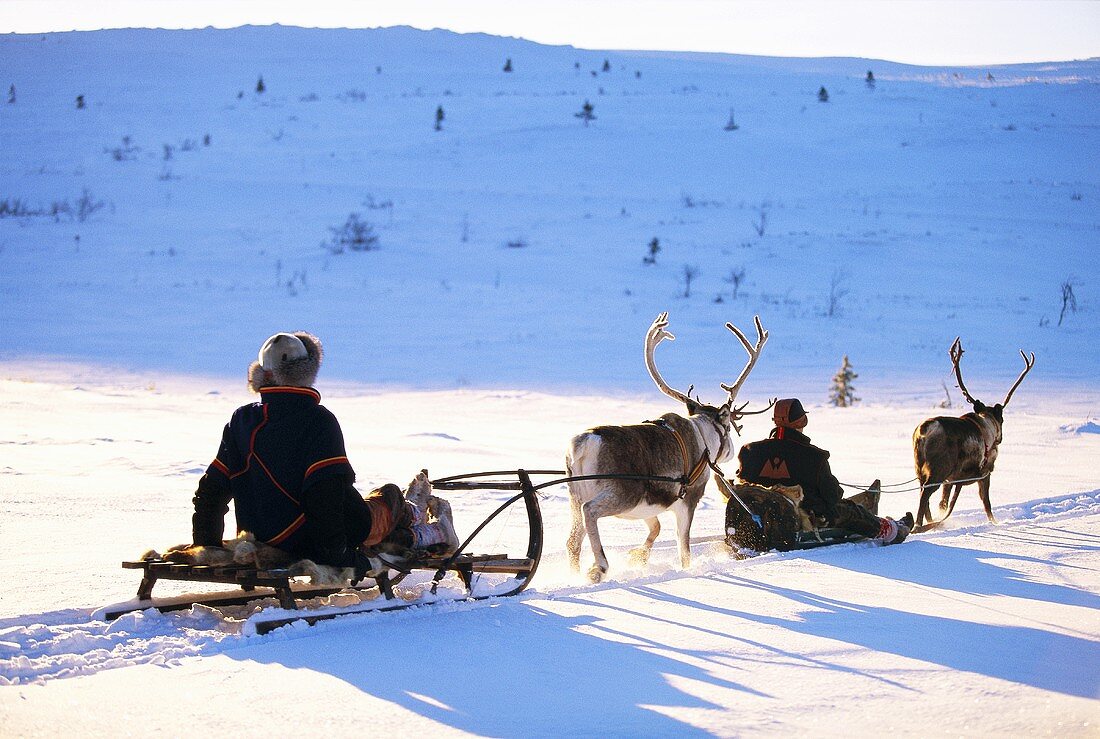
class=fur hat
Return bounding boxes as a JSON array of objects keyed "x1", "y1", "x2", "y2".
[
  {"x1": 773, "y1": 398, "x2": 808, "y2": 429},
  {"x1": 248, "y1": 331, "x2": 323, "y2": 392}
]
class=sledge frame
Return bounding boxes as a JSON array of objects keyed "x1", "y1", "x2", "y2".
[{"x1": 109, "y1": 469, "x2": 549, "y2": 625}]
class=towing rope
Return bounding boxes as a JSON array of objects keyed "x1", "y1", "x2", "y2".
[{"x1": 837, "y1": 472, "x2": 991, "y2": 494}]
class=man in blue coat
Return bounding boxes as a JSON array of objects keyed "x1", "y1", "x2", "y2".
[{"x1": 191, "y1": 331, "x2": 458, "y2": 567}]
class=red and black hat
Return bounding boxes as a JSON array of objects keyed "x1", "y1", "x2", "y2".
[{"x1": 773, "y1": 398, "x2": 808, "y2": 429}]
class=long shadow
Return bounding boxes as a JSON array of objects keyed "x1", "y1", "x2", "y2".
[
  {"x1": 230, "y1": 602, "x2": 763, "y2": 736},
  {"x1": 817, "y1": 535, "x2": 1100, "y2": 612},
  {"x1": 702, "y1": 574, "x2": 1100, "y2": 699}
]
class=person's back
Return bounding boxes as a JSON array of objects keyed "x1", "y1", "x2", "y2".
[
  {"x1": 737, "y1": 398, "x2": 911, "y2": 544},
  {"x1": 737, "y1": 399, "x2": 841, "y2": 521},
  {"x1": 191, "y1": 331, "x2": 458, "y2": 570}
]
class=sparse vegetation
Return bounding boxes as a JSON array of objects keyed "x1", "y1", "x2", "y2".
[
  {"x1": 827, "y1": 270, "x2": 849, "y2": 317},
  {"x1": 0, "y1": 188, "x2": 106, "y2": 222},
  {"x1": 575, "y1": 100, "x2": 596, "y2": 126},
  {"x1": 1059, "y1": 278, "x2": 1078, "y2": 326},
  {"x1": 643, "y1": 237, "x2": 660, "y2": 265},
  {"x1": 724, "y1": 267, "x2": 746, "y2": 299},
  {"x1": 681, "y1": 264, "x2": 699, "y2": 298},
  {"x1": 751, "y1": 205, "x2": 768, "y2": 237},
  {"x1": 323, "y1": 213, "x2": 379, "y2": 253}
]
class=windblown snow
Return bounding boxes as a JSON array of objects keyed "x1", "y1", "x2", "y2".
[{"x1": 0, "y1": 25, "x2": 1097, "y2": 737}]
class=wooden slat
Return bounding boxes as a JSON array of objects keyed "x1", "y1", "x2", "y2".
[{"x1": 470, "y1": 558, "x2": 534, "y2": 573}]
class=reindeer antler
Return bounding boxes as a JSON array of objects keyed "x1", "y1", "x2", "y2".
[
  {"x1": 1002, "y1": 349, "x2": 1035, "y2": 407},
  {"x1": 949, "y1": 337, "x2": 978, "y2": 405},
  {"x1": 644, "y1": 312, "x2": 693, "y2": 405},
  {"x1": 720, "y1": 316, "x2": 769, "y2": 404},
  {"x1": 728, "y1": 397, "x2": 777, "y2": 436}
]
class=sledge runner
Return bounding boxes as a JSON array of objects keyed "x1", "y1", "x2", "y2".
[
  {"x1": 189, "y1": 331, "x2": 459, "y2": 571},
  {"x1": 734, "y1": 398, "x2": 913, "y2": 548}
]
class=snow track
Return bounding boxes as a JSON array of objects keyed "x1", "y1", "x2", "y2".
[{"x1": 4, "y1": 490, "x2": 1097, "y2": 686}]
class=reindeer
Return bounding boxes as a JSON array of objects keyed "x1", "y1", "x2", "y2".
[
  {"x1": 913, "y1": 338, "x2": 1035, "y2": 528},
  {"x1": 566, "y1": 312, "x2": 769, "y2": 582}
]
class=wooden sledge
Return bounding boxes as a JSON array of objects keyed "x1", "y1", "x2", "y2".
[{"x1": 107, "y1": 469, "x2": 548, "y2": 632}]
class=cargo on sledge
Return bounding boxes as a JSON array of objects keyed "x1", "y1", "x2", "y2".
[{"x1": 106, "y1": 469, "x2": 553, "y2": 633}]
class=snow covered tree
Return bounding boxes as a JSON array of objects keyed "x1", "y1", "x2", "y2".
[
  {"x1": 503, "y1": 58, "x2": 513, "y2": 73},
  {"x1": 7, "y1": 84, "x2": 14, "y2": 104},
  {"x1": 829, "y1": 355, "x2": 859, "y2": 407},
  {"x1": 434, "y1": 105, "x2": 445, "y2": 131},
  {"x1": 602, "y1": 59, "x2": 611, "y2": 72},
  {"x1": 75, "y1": 94, "x2": 85, "y2": 109},
  {"x1": 724, "y1": 108, "x2": 739, "y2": 131},
  {"x1": 643, "y1": 237, "x2": 660, "y2": 264},
  {"x1": 818, "y1": 86, "x2": 829, "y2": 102},
  {"x1": 256, "y1": 75, "x2": 265, "y2": 94},
  {"x1": 575, "y1": 99, "x2": 595, "y2": 126},
  {"x1": 866, "y1": 70, "x2": 875, "y2": 89}
]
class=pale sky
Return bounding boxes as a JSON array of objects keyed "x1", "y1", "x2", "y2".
[{"x1": 2, "y1": 0, "x2": 1098, "y2": 66}]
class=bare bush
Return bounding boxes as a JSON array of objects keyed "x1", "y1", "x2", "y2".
[
  {"x1": 323, "y1": 213, "x2": 379, "y2": 253},
  {"x1": 1059, "y1": 278, "x2": 1078, "y2": 326},
  {"x1": 827, "y1": 270, "x2": 849, "y2": 317}
]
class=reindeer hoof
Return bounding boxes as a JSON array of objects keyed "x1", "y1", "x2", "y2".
[
  {"x1": 627, "y1": 547, "x2": 650, "y2": 566},
  {"x1": 587, "y1": 564, "x2": 606, "y2": 584}
]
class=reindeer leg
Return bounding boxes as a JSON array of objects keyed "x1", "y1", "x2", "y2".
[
  {"x1": 916, "y1": 482, "x2": 937, "y2": 528},
  {"x1": 566, "y1": 483, "x2": 586, "y2": 572},
  {"x1": 978, "y1": 477, "x2": 997, "y2": 524},
  {"x1": 938, "y1": 482, "x2": 952, "y2": 512},
  {"x1": 942, "y1": 483, "x2": 964, "y2": 521},
  {"x1": 582, "y1": 490, "x2": 635, "y2": 583},
  {"x1": 671, "y1": 499, "x2": 696, "y2": 569},
  {"x1": 628, "y1": 517, "x2": 661, "y2": 566}
]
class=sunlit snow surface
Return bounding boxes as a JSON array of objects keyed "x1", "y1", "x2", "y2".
[{"x1": 1, "y1": 26, "x2": 1097, "y2": 737}]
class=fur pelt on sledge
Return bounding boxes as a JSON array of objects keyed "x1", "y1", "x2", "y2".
[
  {"x1": 142, "y1": 532, "x2": 353, "y2": 586},
  {"x1": 722, "y1": 481, "x2": 813, "y2": 553}
]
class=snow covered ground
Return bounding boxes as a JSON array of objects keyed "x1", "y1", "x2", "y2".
[{"x1": 0, "y1": 25, "x2": 1097, "y2": 737}]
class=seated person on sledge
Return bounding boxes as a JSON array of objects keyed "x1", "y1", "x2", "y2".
[
  {"x1": 187, "y1": 331, "x2": 459, "y2": 571},
  {"x1": 734, "y1": 398, "x2": 912, "y2": 547}
]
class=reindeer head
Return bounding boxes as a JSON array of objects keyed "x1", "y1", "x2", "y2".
[
  {"x1": 949, "y1": 337, "x2": 1035, "y2": 426},
  {"x1": 644, "y1": 313, "x2": 771, "y2": 459}
]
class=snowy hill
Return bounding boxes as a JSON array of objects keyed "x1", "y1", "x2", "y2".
[
  {"x1": 0, "y1": 26, "x2": 1097, "y2": 736},
  {"x1": 2, "y1": 26, "x2": 1096, "y2": 396}
]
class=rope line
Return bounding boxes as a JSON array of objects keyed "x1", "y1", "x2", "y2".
[{"x1": 837, "y1": 473, "x2": 990, "y2": 494}]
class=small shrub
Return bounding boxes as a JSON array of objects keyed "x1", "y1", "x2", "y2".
[{"x1": 323, "y1": 213, "x2": 379, "y2": 253}]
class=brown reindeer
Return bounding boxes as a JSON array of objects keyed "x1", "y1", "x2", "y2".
[
  {"x1": 566, "y1": 312, "x2": 769, "y2": 582},
  {"x1": 913, "y1": 338, "x2": 1035, "y2": 528}
]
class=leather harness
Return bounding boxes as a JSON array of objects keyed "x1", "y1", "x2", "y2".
[{"x1": 645, "y1": 419, "x2": 710, "y2": 497}]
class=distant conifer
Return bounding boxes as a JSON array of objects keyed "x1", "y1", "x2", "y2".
[
  {"x1": 503, "y1": 58, "x2": 513, "y2": 72},
  {"x1": 818, "y1": 86, "x2": 829, "y2": 102},
  {"x1": 829, "y1": 356, "x2": 859, "y2": 407},
  {"x1": 256, "y1": 75, "x2": 265, "y2": 94},
  {"x1": 435, "y1": 105, "x2": 445, "y2": 131},
  {"x1": 7, "y1": 84, "x2": 14, "y2": 104}
]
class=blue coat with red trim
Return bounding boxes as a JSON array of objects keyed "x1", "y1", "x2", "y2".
[{"x1": 193, "y1": 387, "x2": 356, "y2": 556}]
